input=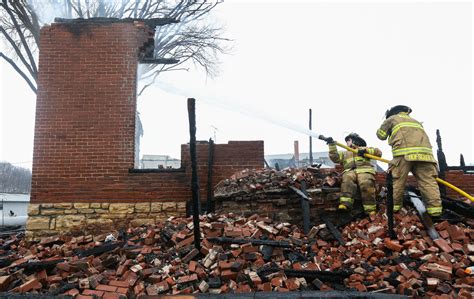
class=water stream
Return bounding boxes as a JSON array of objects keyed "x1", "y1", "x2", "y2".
[{"x1": 155, "y1": 80, "x2": 324, "y2": 140}]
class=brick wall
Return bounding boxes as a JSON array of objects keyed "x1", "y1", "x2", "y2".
[
  {"x1": 375, "y1": 171, "x2": 474, "y2": 200},
  {"x1": 27, "y1": 20, "x2": 264, "y2": 238},
  {"x1": 444, "y1": 171, "x2": 474, "y2": 198},
  {"x1": 181, "y1": 141, "x2": 265, "y2": 202}
]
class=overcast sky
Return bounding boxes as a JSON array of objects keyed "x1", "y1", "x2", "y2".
[{"x1": 1, "y1": 1, "x2": 473, "y2": 171}]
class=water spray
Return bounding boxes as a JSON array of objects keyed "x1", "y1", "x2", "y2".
[
  {"x1": 155, "y1": 80, "x2": 474, "y2": 202},
  {"x1": 155, "y1": 80, "x2": 325, "y2": 140}
]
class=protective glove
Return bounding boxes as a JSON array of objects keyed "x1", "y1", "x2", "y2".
[
  {"x1": 357, "y1": 148, "x2": 367, "y2": 157},
  {"x1": 326, "y1": 137, "x2": 334, "y2": 145}
]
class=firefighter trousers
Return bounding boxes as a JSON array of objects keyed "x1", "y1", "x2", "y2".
[
  {"x1": 340, "y1": 170, "x2": 376, "y2": 213},
  {"x1": 390, "y1": 156, "x2": 442, "y2": 216}
]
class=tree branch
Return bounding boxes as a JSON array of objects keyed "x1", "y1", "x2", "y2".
[
  {"x1": 0, "y1": 25, "x2": 35, "y2": 78},
  {"x1": 0, "y1": 52, "x2": 37, "y2": 93},
  {"x1": 3, "y1": 0, "x2": 38, "y2": 78}
]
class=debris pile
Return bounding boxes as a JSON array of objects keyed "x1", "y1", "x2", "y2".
[
  {"x1": 0, "y1": 208, "x2": 472, "y2": 297},
  {"x1": 214, "y1": 167, "x2": 341, "y2": 198},
  {"x1": 213, "y1": 167, "x2": 351, "y2": 226}
]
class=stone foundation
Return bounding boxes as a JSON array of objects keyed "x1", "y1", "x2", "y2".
[{"x1": 26, "y1": 202, "x2": 186, "y2": 239}]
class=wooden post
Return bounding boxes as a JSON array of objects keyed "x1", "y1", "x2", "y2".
[
  {"x1": 187, "y1": 98, "x2": 201, "y2": 250},
  {"x1": 386, "y1": 172, "x2": 396, "y2": 239},
  {"x1": 206, "y1": 138, "x2": 215, "y2": 213},
  {"x1": 309, "y1": 109, "x2": 313, "y2": 165},
  {"x1": 300, "y1": 181, "x2": 310, "y2": 234},
  {"x1": 436, "y1": 130, "x2": 447, "y2": 197}
]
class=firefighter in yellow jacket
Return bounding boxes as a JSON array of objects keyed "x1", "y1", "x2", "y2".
[
  {"x1": 376, "y1": 105, "x2": 442, "y2": 216},
  {"x1": 327, "y1": 133, "x2": 382, "y2": 215}
]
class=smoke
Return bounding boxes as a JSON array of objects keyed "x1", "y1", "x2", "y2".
[
  {"x1": 27, "y1": 1, "x2": 67, "y2": 25},
  {"x1": 155, "y1": 79, "x2": 324, "y2": 140}
]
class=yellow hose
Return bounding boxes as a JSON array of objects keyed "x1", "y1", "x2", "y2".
[{"x1": 333, "y1": 141, "x2": 474, "y2": 202}]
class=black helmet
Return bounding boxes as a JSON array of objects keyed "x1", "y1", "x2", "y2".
[
  {"x1": 385, "y1": 105, "x2": 412, "y2": 119},
  {"x1": 345, "y1": 133, "x2": 366, "y2": 147}
]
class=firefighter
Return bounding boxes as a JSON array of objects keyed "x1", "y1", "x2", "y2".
[
  {"x1": 376, "y1": 105, "x2": 442, "y2": 216},
  {"x1": 326, "y1": 133, "x2": 382, "y2": 215}
]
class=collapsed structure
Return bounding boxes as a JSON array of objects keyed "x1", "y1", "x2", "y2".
[
  {"x1": 26, "y1": 18, "x2": 263, "y2": 239},
  {"x1": 1, "y1": 200, "x2": 473, "y2": 297},
  {"x1": 17, "y1": 17, "x2": 474, "y2": 298}
]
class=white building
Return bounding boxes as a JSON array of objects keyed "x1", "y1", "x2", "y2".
[
  {"x1": 140, "y1": 155, "x2": 181, "y2": 169},
  {"x1": 0, "y1": 193, "x2": 29, "y2": 226}
]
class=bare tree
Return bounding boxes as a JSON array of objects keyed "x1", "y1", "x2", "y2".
[
  {"x1": 0, "y1": 0, "x2": 229, "y2": 94},
  {"x1": 1, "y1": 0, "x2": 230, "y2": 164},
  {"x1": 0, "y1": 162, "x2": 31, "y2": 193}
]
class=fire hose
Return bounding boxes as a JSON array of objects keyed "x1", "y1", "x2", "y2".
[{"x1": 316, "y1": 135, "x2": 474, "y2": 203}]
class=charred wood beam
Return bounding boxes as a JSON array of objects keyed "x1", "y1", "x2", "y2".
[
  {"x1": 264, "y1": 159, "x2": 270, "y2": 168},
  {"x1": 300, "y1": 181, "x2": 311, "y2": 234},
  {"x1": 16, "y1": 259, "x2": 65, "y2": 273},
  {"x1": 442, "y1": 196, "x2": 474, "y2": 219},
  {"x1": 446, "y1": 165, "x2": 474, "y2": 174},
  {"x1": 54, "y1": 17, "x2": 179, "y2": 27},
  {"x1": 386, "y1": 172, "x2": 396, "y2": 239},
  {"x1": 74, "y1": 242, "x2": 124, "y2": 258},
  {"x1": 139, "y1": 58, "x2": 180, "y2": 64},
  {"x1": 188, "y1": 98, "x2": 201, "y2": 250},
  {"x1": 258, "y1": 266, "x2": 350, "y2": 283},
  {"x1": 320, "y1": 214, "x2": 345, "y2": 246},
  {"x1": 207, "y1": 237, "x2": 293, "y2": 248},
  {"x1": 48, "y1": 283, "x2": 79, "y2": 296},
  {"x1": 436, "y1": 130, "x2": 447, "y2": 197},
  {"x1": 282, "y1": 268, "x2": 350, "y2": 282},
  {"x1": 460, "y1": 154, "x2": 466, "y2": 167},
  {"x1": 289, "y1": 186, "x2": 310, "y2": 201},
  {"x1": 206, "y1": 138, "x2": 215, "y2": 213},
  {"x1": 309, "y1": 108, "x2": 313, "y2": 165},
  {"x1": 406, "y1": 191, "x2": 440, "y2": 241}
]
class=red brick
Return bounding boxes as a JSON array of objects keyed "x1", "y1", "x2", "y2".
[
  {"x1": 18, "y1": 278, "x2": 42, "y2": 292},
  {"x1": 221, "y1": 269, "x2": 238, "y2": 281},
  {"x1": 83, "y1": 289, "x2": 105, "y2": 297},
  {"x1": 96, "y1": 284, "x2": 117, "y2": 292},
  {"x1": 64, "y1": 288, "x2": 80, "y2": 296},
  {"x1": 384, "y1": 238, "x2": 403, "y2": 252},
  {"x1": 0, "y1": 276, "x2": 12, "y2": 292},
  {"x1": 103, "y1": 292, "x2": 122, "y2": 299},
  {"x1": 434, "y1": 239, "x2": 454, "y2": 253},
  {"x1": 108, "y1": 280, "x2": 129, "y2": 288},
  {"x1": 176, "y1": 274, "x2": 198, "y2": 284}
]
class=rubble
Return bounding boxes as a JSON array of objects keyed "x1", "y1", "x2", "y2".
[
  {"x1": 214, "y1": 167, "x2": 341, "y2": 198},
  {"x1": 0, "y1": 207, "x2": 472, "y2": 297},
  {"x1": 214, "y1": 167, "x2": 356, "y2": 227}
]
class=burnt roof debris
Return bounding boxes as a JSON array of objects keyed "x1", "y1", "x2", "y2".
[
  {"x1": 54, "y1": 17, "x2": 179, "y2": 27},
  {"x1": 53, "y1": 17, "x2": 180, "y2": 65},
  {"x1": 139, "y1": 58, "x2": 180, "y2": 64}
]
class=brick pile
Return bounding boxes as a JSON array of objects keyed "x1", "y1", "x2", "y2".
[
  {"x1": 0, "y1": 208, "x2": 473, "y2": 298},
  {"x1": 214, "y1": 167, "x2": 355, "y2": 226},
  {"x1": 214, "y1": 167, "x2": 341, "y2": 198}
]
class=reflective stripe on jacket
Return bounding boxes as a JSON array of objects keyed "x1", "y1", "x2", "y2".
[
  {"x1": 376, "y1": 112, "x2": 436, "y2": 162},
  {"x1": 328, "y1": 144, "x2": 381, "y2": 173}
]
